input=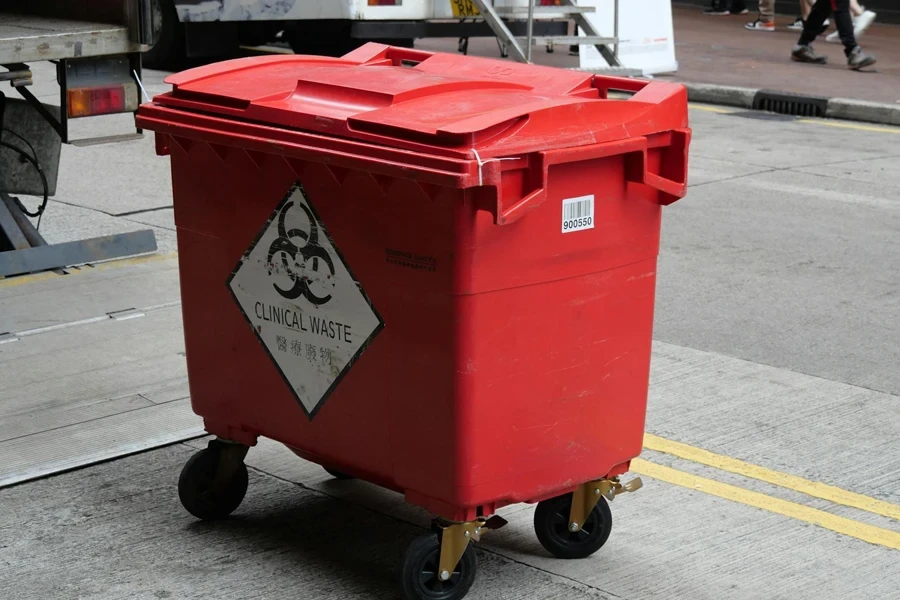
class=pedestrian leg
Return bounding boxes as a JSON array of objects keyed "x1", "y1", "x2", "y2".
[
  {"x1": 798, "y1": 0, "x2": 831, "y2": 45},
  {"x1": 831, "y1": 0, "x2": 857, "y2": 52},
  {"x1": 800, "y1": 0, "x2": 814, "y2": 19},
  {"x1": 747, "y1": 0, "x2": 776, "y2": 30},
  {"x1": 791, "y1": 0, "x2": 831, "y2": 63},
  {"x1": 830, "y1": 0, "x2": 877, "y2": 67}
]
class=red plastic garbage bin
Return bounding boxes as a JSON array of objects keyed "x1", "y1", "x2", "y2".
[{"x1": 137, "y1": 43, "x2": 690, "y2": 600}]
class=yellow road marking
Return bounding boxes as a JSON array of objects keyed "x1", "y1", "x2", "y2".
[
  {"x1": 688, "y1": 103, "x2": 736, "y2": 114},
  {"x1": 644, "y1": 434, "x2": 900, "y2": 522},
  {"x1": 0, "y1": 252, "x2": 178, "y2": 290},
  {"x1": 797, "y1": 119, "x2": 900, "y2": 134},
  {"x1": 631, "y1": 458, "x2": 900, "y2": 551}
]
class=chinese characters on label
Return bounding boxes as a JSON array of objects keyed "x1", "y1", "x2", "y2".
[{"x1": 274, "y1": 334, "x2": 332, "y2": 367}]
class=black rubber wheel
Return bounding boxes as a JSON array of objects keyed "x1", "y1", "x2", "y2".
[
  {"x1": 534, "y1": 493, "x2": 612, "y2": 559},
  {"x1": 142, "y1": 0, "x2": 185, "y2": 70},
  {"x1": 178, "y1": 448, "x2": 248, "y2": 520},
  {"x1": 323, "y1": 467, "x2": 354, "y2": 480},
  {"x1": 401, "y1": 533, "x2": 477, "y2": 600}
]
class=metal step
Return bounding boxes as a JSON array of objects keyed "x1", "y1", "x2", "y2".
[
  {"x1": 468, "y1": 0, "x2": 621, "y2": 66},
  {"x1": 493, "y1": 6, "x2": 595, "y2": 15},
  {"x1": 522, "y1": 36, "x2": 617, "y2": 45}
]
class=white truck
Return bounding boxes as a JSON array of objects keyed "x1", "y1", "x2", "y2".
[
  {"x1": 145, "y1": 0, "x2": 619, "y2": 68},
  {"x1": 0, "y1": 1, "x2": 157, "y2": 276}
]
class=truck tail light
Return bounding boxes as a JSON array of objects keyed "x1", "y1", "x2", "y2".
[
  {"x1": 368, "y1": 0, "x2": 401, "y2": 5},
  {"x1": 67, "y1": 85, "x2": 128, "y2": 118},
  {"x1": 540, "y1": 0, "x2": 563, "y2": 5}
]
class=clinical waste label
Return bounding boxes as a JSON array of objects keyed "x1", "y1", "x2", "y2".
[{"x1": 227, "y1": 183, "x2": 383, "y2": 418}]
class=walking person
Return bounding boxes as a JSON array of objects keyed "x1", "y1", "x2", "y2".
[{"x1": 791, "y1": 0, "x2": 876, "y2": 70}]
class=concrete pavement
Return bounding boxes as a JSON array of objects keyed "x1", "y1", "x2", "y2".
[
  {"x1": 1, "y1": 66, "x2": 900, "y2": 599},
  {"x1": 664, "y1": 4, "x2": 900, "y2": 106}
]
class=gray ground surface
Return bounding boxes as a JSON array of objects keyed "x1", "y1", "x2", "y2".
[{"x1": 1, "y1": 61, "x2": 898, "y2": 600}]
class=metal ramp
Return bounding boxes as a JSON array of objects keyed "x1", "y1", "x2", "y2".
[
  {"x1": 0, "y1": 252, "x2": 201, "y2": 489},
  {"x1": 470, "y1": 0, "x2": 621, "y2": 67}
]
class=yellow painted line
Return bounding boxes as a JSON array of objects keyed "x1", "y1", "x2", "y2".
[
  {"x1": 0, "y1": 252, "x2": 178, "y2": 290},
  {"x1": 688, "y1": 103, "x2": 736, "y2": 114},
  {"x1": 796, "y1": 119, "x2": 900, "y2": 134},
  {"x1": 644, "y1": 434, "x2": 900, "y2": 522},
  {"x1": 631, "y1": 458, "x2": 900, "y2": 551}
]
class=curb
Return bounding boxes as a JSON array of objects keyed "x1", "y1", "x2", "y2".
[{"x1": 682, "y1": 82, "x2": 900, "y2": 127}]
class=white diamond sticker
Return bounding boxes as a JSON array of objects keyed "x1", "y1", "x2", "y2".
[{"x1": 227, "y1": 183, "x2": 383, "y2": 418}]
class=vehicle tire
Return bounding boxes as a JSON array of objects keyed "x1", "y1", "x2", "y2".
[
  {"x1": 323, "y1": 467, "x2": 354, "y2": 480},
  {"x1": 178, "y1": 447, "x2": 249, "y2": 520},
  {"x1": 401, "y1": 533, "x2": 477, "y2": 600},
  {"x1": 533, "y1": 493, "x2": 612, "y2": 559},
  {"x1": 143, "y1": 0, "x2": 185, "y2": 70}
]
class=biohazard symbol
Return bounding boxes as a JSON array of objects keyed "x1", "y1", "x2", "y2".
[{"x1": 266, "y1": 200, "x2": 335, "y2": 306}]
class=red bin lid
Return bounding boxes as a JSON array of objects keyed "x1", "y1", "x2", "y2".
[{"x1": 151, "y1": 43, "x2": 688, "y2": 159}]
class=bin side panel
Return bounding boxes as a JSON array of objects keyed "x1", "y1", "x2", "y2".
[
  {"x1": 442, "y1": 154, "x2": 663, "y2": 509},
  {"x1": 453, "y1": 257, "x2": 657, "y2": 507}
]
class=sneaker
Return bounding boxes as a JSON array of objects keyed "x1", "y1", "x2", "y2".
[
  {"x1": 791, "y1": 18, "x2": 832, "y2": 35},
  {"x1": 791, "y1": 44, "x2": 828, "y2": 64},
  {"x1": 854, "y1": 10, "x2": 876, "y2": 38},
  {"x1": 827, "y1": 11, "x2": 875, "y2": 43},
  {"x1": 847, "y1": 46, "x2": 876, "y2": 70},
  {"x1": 745, "y1": 19, "x2": 775, "y2": 31},
  {"x1": 703, "y1": 8, "x2": 731, "y2": 15}
]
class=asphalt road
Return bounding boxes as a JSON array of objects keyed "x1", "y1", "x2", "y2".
[{"x1": 1, "y1": 61, "x2": 898, "y2": 600}]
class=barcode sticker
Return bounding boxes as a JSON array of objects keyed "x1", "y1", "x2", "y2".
[{"x1": 561, "y1": 195, "x2": 594, "y2": 233}]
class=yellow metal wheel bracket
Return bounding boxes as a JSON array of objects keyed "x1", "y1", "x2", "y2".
[{"x1": 568, "y1": 477, "x2": 643, "y2": 532}]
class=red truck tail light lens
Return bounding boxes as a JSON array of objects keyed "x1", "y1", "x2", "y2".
[
  {"x1": 67, "y1": 86, "x2": 127, "y2": 118},
  {"x1": 368, "y1": 0, "x2": 401, "y2": 5}
]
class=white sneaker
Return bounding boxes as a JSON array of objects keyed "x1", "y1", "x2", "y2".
[
  {"x1": 855, "y1": 11, "x2": 876, "y2": 38},
  {"x1": 826, "y1": 11, "x2": 875, "y2": 43}
]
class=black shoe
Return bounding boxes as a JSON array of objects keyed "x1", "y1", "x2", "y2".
[
  {"x1": 791, "y1": 44, "x2": 828, "y2": 64},
  {"x1": 847, "y1": 46, "x2": 876, "y2": 70},
  {"x1": 704, "y1": 7, "x2": 731, "y2": 15}
]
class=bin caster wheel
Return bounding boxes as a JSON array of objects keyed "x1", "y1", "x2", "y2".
[
  {"x1": 178, "y1": 444, "x2": 249, "y2": 521},
  {"x1": 401, "y1": 533, "x2": 477, "y2": 600},
  {"x1": 323, "y1": 467, "x2": 354, "y2": 480},
  {"x1": 534, "y1": 493, "x2": 612, "y2": 559}
]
